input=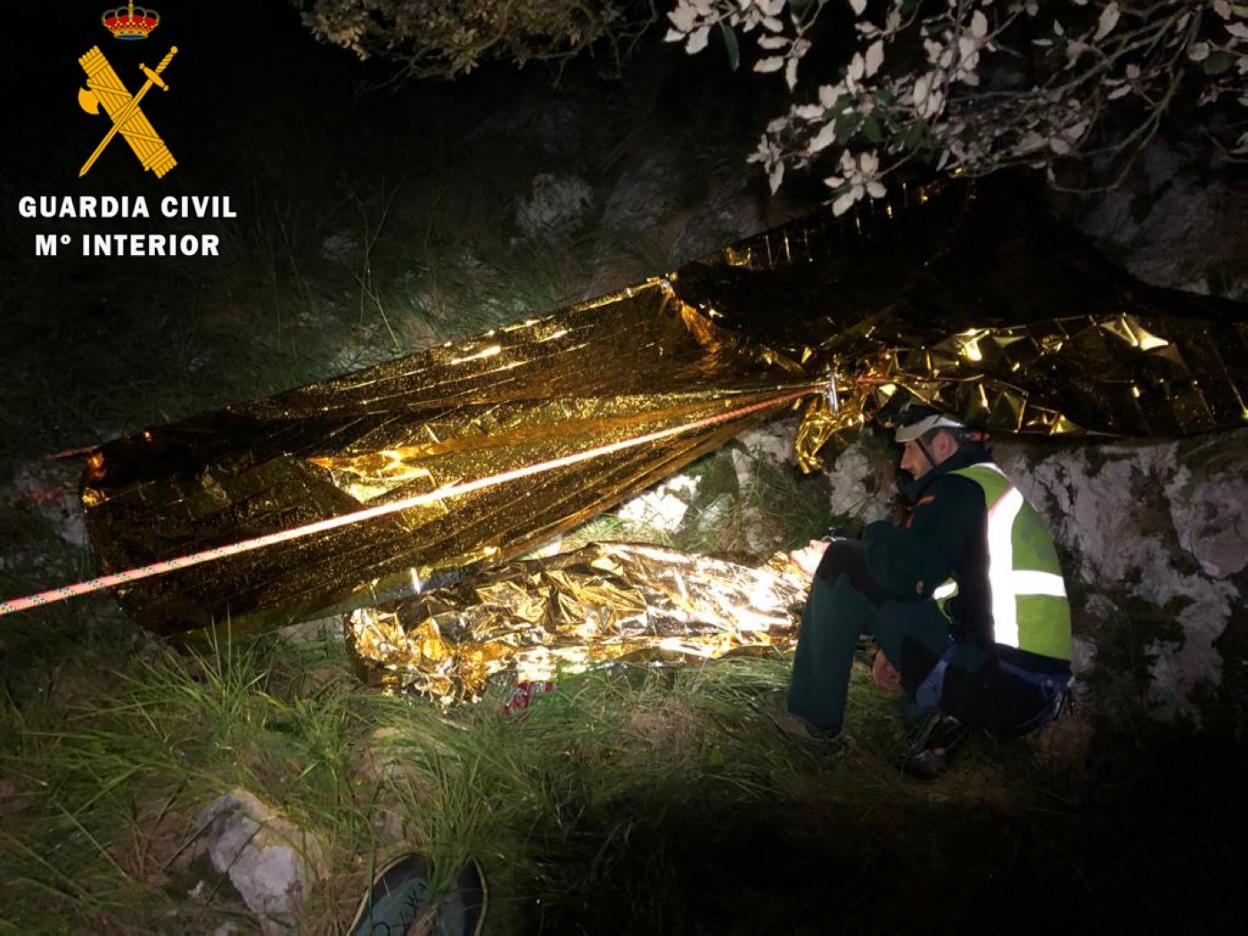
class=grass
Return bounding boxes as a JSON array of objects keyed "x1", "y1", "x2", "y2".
[
  {"x1": 5, "y1": 613, "x2": 1242, "y2": 934},
  {"x1": 0, "y1": 617, "x2": 1044, "y2": 934}
]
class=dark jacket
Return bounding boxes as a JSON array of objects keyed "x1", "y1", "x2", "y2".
[{"x1": 860, "y1": 445, "x2": 996, "y2": 649}]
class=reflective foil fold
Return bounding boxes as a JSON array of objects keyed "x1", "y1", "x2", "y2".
[
  {"x1": 346, "y1": 542, "x2": 808, "y2": 702},
  {"x1": 82, "y1": 279, "x2": 814, "y2": 636},
  {"x1": 675, "y1": 175, "x2": 1248, "y2": 466},
  {"x1": 81, "y1": 172, "x2": 1248, "y2": 638}
]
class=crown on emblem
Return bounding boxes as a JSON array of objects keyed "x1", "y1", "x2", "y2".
[{"x1": 102, "y1": 1, "x2": 160, "y2": 40}]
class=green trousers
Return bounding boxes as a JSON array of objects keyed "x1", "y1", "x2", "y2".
[{"x1": 785, "y1": 572, "x2": 988, "y2": 734}]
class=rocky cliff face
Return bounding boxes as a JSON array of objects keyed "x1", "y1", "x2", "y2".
[{"x1": 812, "y1": 427, "x2": 1248, "y2": 729}]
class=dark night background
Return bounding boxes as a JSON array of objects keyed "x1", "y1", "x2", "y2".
[
  {"x1": 2, "y1": 3, "x2": 1248, "y2": 934},
  {"x1": 1, "y1": 1, "x2": 803, "y2": 463}
]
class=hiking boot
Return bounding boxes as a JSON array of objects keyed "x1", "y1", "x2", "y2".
[
  {"x1": 350, "y1": 852, "x2": 487, "y2": 936},
  {"x1": 899, "y1": 713, "x2": 970, "y2": 781},
  {"x1": 762, "y1": 692, "x2": 846, "y2": 754}
]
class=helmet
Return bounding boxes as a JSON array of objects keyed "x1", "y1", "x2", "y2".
[{"x1": 892, "y1": 403, "x2": 966, "y2": 443}]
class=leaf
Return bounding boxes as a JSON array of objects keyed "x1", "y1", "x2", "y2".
[
  {"x1": 719, "y1": 22, "x2": 740, "y2": 71},
  {"x1": 1094, "y1": 2, "x2": 1119, "y2": 42},
  {"x1": 832, "y1": 189, "x2": 858, "y2": 216},
  {"x1": 754, "y1": 56, "x2": 785, "y2": 73},
  {"x1": 1203, "y1": 51, "x2": 1234, "y2": 75},
  {"x1": 865, "y1": 40, "x2": 885, "y2": 77},
  {"x1": 819, "y1": 84, "x2": 841, "y2": 108},
  {"x1": 848, "y1": 0, "x2": 868, "y2": 17},
  {"x1": 1188, "y1": 41, "x2": 1210, "y2": 63},
  {"x1": 786, "y1": 57, "x2": 800, "y2": 90},
  {"x1": 668, "y1": 4, "x2": 697, "y2": 33},
  {"x1": 898, "y1": 122, "x2": 924, "y2": 149},
  {"x1": 971, "y1": 11, "x2": 988, "y2": 39},
  {"x1": 834, "y1": 112, "x2": 859, "y2": 143},
  {"x1": 768, "y1": 162, "x2": 785, "y2": 194},
  {"x1": 686, "y1": 26, "x2": 711, "y2": 55},
  {"x1": 862, "y1": 115, "x2": 883, "y2": 143},
  {"x1": 809, "y1": 122, "x2": 839, "y2": 153}
]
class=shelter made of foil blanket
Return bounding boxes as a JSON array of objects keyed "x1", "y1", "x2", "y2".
[
  {"x1": 348, "y1": 542, "x2": 808, "y2": 702},
  {"x1": 81, "y1": 172, "x2": 1248, "y2": 648}
]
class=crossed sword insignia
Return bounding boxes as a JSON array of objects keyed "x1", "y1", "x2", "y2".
[{"x1": 77, "y1": 45, "x2": 178, "y2": 178}]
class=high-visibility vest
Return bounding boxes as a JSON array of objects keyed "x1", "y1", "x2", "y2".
[{"x1": 931, "y1": 462, "x2": 1073, "y2": 661}]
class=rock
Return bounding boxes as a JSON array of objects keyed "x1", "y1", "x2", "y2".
[
  {"x1": 736, "y1": 421, "x2": 797, "y2": 465},
  {"x1": 729, "y1": 449, "x2": 756, "y2": 495},
  {"x1": 695, "y1": 493, "x2": 735, "y2": 536},
  {"x1": 601, "y1": 151, "x2": 685, "y2": 233},
  {"x1": 993, "y1": 434, "x2": 1246, "y2": 723},
  {"x1": 1078, "y1": 142, "x2": 1248, "y2": 299},
  {"x1": 469, "y1": 96, "x2": 582, "y2": 158},
  {"x1": 1069, "y1": 635, "x2": 1098, "y2": 701},
  {"x1": 1167, "y1": 436, "x2": 1248, "y2": 578},
  {"x1": 728, "y1": 420, "x2": 799, "y2": 496},
  {"x1": 669, "y1": 172, "x2": 767, "y2": 264},
  {"x1": 319, "y1": 231, "x2": 357, "y2": 264},
  {"x1": 515, "y1": 173, "x2": 594, "y2": 238},
  {"x1": 276, "y1": 616, "x2": 344, "y2": 645},
  {"x1": 189, "y1": 790, "x2": 328, "y2": 934},
  {"x1": 353, "y1": 727, "x2": 435, "y2": 845},
  {"x1": 11, "y1": 459, "x2": 90, "y2": 548},
  {"x1": 821, "y1": 428, "x2": 898, "y2": 525},
  {"x1": 618, "y1": 474, "x2": 701, "y2": 532}
]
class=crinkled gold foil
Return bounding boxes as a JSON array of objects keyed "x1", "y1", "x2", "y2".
[
  {"x1": 81, "y1": 278, "x2": 814, "y2": 636},
  {"x1": 346, "y1": 542, "x2": 808, "y2": 702},
  {"x1": 80, "y1": 172, "x2": 1247, "y2": 638},
  {"x1": 674, "y1": 175, "x2": 1247, "y2": 468}
]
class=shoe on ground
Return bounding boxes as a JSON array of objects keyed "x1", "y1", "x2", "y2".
[
  {"x1": 349, "y1": 852, "x2": 487, "y2": 936},
  {"x1": 762, "y1": 692, "x2": 847, "y2": 754},
  {"x1": 899, "y1": 712, "x2": 971, "y2": 781}
]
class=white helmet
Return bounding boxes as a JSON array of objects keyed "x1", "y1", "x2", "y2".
[{"x1": 893, "y1": 405, "x2": 966, "y2": 443}]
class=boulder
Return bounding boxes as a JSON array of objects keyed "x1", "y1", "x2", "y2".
[
  {"x1": 515, "y1": 173, "x2": 595, "y2": 238},
  {"x1": 601, "y1": 150, "x2": 686, "y2": 233},
  {"x1": 994, "y1": 433, "x2": 1247, "y2": 723},
  {"x1": 188, "y1": 789, "x2": 328, "y2": 934},
  {"x1": 1078, "y1": 141, "x2": 1248, "y2": 300}
]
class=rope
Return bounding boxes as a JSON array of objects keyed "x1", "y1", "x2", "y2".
[{"x1": 0, "y1": 385, "x2": 819, "y2": 617}]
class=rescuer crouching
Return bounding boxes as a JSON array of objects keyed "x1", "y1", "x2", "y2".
[{"x1": 767, "y1": 402, "x2": 1074, "y2": 778}]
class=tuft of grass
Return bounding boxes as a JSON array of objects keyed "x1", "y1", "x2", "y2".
[{"x1": 0, "y1": 609, "x2": 1042, "y2": 935}]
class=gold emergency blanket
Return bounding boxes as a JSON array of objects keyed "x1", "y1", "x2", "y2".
[
  {"x1": 80, "y1": 172, "x2": 1248, "y2": 638},
  {"x1": 346, "y1": 542, "x2": 808, "y2": 702}
]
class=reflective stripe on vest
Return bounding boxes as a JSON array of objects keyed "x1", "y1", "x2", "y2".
[{"x1": 952, "y1": 463, "x2": 1072, "y2": 660}]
